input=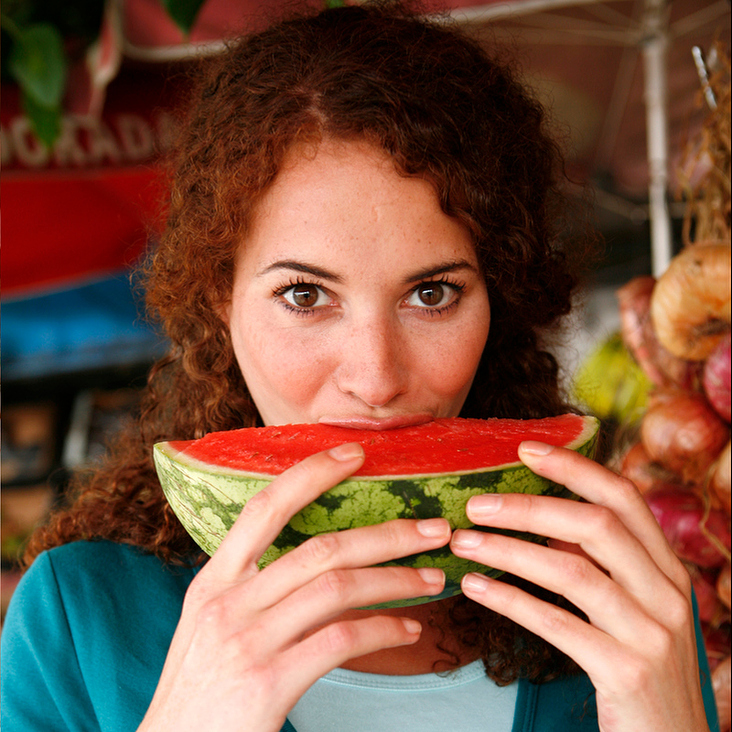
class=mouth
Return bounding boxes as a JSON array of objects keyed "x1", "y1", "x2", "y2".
[{"x1": 318, "y1": 414, "x2": 434, "y2": 431}]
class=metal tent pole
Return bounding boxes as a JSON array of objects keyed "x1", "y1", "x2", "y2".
[
  {"x1": 452, "y1": 0, "x2": 676, "y2": 275},
  {"x1": 641, "y1": 0, "x2": 673, "y2": 276}
]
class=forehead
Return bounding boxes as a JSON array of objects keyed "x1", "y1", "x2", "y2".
[{"x1": 239, "y1": 139, "x2": 476, "y2": 271}]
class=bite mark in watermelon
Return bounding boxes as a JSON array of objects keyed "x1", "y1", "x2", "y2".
[{"x1": 154, "y1": 415, "x2": 599, "y2": 607}]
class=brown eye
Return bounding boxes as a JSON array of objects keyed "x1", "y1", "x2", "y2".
[
  {"x1": 417, "y1": 283, "x2": 445, "y2": 307},
  {"x1": 291, "y1": 284, "x2": 319, "y2": 307},
  {"x1": 282, "y1": 283, "x2": 327, "y2": 309}
]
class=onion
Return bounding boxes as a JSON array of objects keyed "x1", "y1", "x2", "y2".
[
  {"x1": 704, "y1": 332, "x2": 731, "y2": 423},
  {"x1": 644, "y1": 486, "x2": 731, "y2": 568},
  {"x1": 620, "y1": 441, "x2": 687, "y2": 496},
  {"x1": 616, "y1": 276, "x2": 700, "y2": 389},
  {"x1": 619, "y1": 441, "x2": 652, "y2": 493},
  {"x1": 687, "y1": 563, "x2": 725, "y2": 623},
  {"x1": 718, "y1": 564, "x2": 731, "y2": 610},
  {"x1": 712, "y1": 655, "x2": 731, "y2": 732},
  {"x1": 705, "y1": 625, "x2": 732, "y2": 671},
  {"x1": 710, "y1": 441, "x2": 731, "y2": 515},
  {"x1": 650, "y1": 243, "x2": 731, "y2": 361},
  {"x1": 617, "y1": 276, "x2": 666, "y2": 386},
  {"x1": 641, "y1": 391, "x2": 730, "y2": 485}
]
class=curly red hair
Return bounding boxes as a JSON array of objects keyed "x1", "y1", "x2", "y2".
[{"x1": 25, "y1": 1, "x2": 598, "y2": 684}]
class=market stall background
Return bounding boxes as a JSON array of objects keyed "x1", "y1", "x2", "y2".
[
  {"x1": 4, "y1": 0, "x2": 730, "y2": 379},
  {"x1": 2, "y1": 0, "x2": 730, "y2": 721}
]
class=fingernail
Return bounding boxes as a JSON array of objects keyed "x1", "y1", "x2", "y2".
[
  {"x1": 417, "y1": 567, "x2": 445, "y2": 585},
  {"x1": 467, "y1": 494, "x2": 503, "y2": 516},
  {"x1": 519, "y1": 441, "x2": 553, "y2": 457},
  {"x1": 462, "y1": 573, "x2": 491, "y2": 593},
  {"x1": 402, "y1": 618, "x2": 422, "y2": 635},
  {"x1": 416, "y1": 518, "x2": 450, "y2": 538},
  {"x1": 328, "y1": 442, "x2": 364, "y2": 461},
  {"x1": 451, "y1": 529, "x2": 482, "y2": 549}
]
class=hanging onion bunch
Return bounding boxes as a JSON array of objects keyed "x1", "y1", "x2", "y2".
[
  {"x1": 678, "y1": 41, "x2": 731, "y2": 247},
  {"x1": 614, "y1": 42, "x2": 731, "y2": 732}
]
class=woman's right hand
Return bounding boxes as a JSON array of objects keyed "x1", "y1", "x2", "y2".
[{"x1": 138, "y1": 442, "x2": 451, "y2": 732}]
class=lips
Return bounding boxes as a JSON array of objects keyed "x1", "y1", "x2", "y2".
[{"x1": 318, "y1": 413, "x2": 434, "y2": 431}]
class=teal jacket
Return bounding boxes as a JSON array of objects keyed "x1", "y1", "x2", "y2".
[{"x1": 1, "y1": 541, "x2": 719, "y2": 731}]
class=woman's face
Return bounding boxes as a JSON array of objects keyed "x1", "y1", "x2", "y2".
[{"x1": 224, "y1": 139, "x2": 490, "y2": 428}]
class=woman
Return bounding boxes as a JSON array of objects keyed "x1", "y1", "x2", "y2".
[{"x1": 1, "y1": 3, "x2": 719, "y2": 731}]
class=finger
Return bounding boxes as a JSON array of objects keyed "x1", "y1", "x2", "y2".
[
  {"x1": 451, "y1": 529, "x2": 661, "y2": 644},
  {"x1": 459, "y1": 572, "x2": 629, "y2": 684},
  {"x1": 209, "y1": 443, "x2": 365, "y2": 581},
  {"x1": 518, "y1": 442, "x2": 688, "y2": 589},
  {"x1": 461, "y1": 492, "x2": 679, "y2": 612},
  {"x1": 275, "y1": 614, "x2": 422, "y2": 711},
  {"x1": 459, "y1": 572, "x2": 703, "y2": 724},
  {"x1": 252, "y1": 565, "x2": 445, "y2": 655},
  {"x1": 547, "y1": 538, "x2": 598, "y2": 565},
  {"x1": 245, "y1": 517, "x2": 451, "y2": 610}
]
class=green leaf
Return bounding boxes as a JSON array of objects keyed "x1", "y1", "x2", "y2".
[
  {"x1": 161, "y1": 0, "x2": 206, "y2": 35},
  {"x1": 21, "y1": 90, "x2": 62, "y2": 149},
  {"x1": 8, "y1": 23, "x2": 67, "y2": 108}
]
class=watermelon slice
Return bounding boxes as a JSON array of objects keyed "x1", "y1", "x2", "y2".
[{"x1": 154, "y1": 415, "x2": 599, "y2": 607}]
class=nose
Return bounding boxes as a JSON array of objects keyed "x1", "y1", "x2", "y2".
[{"x1": 335, "y1": 318, "x2": 408, "y2": 408}]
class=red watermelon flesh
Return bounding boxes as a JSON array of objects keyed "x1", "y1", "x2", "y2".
[{"x1": 166, "y1": 414, "x2": 594, "y2": 477}]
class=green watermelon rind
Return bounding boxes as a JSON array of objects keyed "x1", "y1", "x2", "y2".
[{"x1": 153, "y1": 416, "x2": 598, "y2": 608}]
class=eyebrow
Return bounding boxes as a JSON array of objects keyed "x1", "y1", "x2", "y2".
[
  {"x1": 258, "y1": 260, "x2": 345, "y2": 283},
  {"x1": 403, "y1": 259, "x2": 479, "y2": 282},
  {"x1": 257, "y1": 258, "x2": 478, "y2": 283}
]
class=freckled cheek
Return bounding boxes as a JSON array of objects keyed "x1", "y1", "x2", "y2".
[
  {"x1": 233, "y1": 327, "x2": 332, "y2": 404},
  {"x1": 427, "y1": 318, "x2": 489, "y2": 401},
  {"x1": 430, "y1": 343, "x2": 484, "y2": 396}
]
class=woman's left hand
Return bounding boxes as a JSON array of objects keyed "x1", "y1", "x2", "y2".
[{"x1": 450, "y1": 441, "x2": 711, "y2": 732}]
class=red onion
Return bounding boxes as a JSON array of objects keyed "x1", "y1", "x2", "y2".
[
  {"x1": 641, "y1": 390, "x2": 730, "y2": 485},
  {"x1": 704, "y1": 332, "x2": 731, "y2": 423},
  {"x1": 616, "y1": 276, "x2": 700, "y2": 389},
  {"x1": 644, "y1": 486, "x2": 731, "y2": 568},
  {"x1": 617, "y1": 277, "x2": 665, "y2": 386},
  {"x1": 710, "y1": 441, "x2": 731, "y2": 515}
]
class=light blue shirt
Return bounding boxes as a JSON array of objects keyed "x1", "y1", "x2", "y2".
[{"x1": 290, "y1": 659, "x2": 517, "y2": 731}]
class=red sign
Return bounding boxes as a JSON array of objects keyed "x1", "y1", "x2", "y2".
[{"x1": 1, "y1": 67, "x2": 181, "y2": 298}]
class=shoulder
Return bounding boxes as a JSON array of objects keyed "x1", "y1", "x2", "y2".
[
  {"x1": 4, "y1": 540, "x2": 196, "y2": 645},
  {"x1": 2, "y1": 541, "x2": 198, "y2": 731},
  {"x1": 18, "y1": 539, "x2": 197, "y2": 627},
  {"x1": 38, "y1": 538, "x2": 196, "y2": 582},
  {"x1": 12, "y1": 540, "x2": 195, "y2": 611}
]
